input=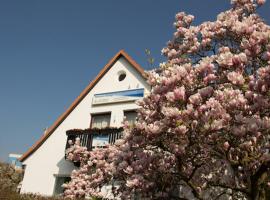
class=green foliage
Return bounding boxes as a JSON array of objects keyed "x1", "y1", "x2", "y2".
[
  {"x1": 0, "y1": 162, "x2": 23, "y2": 192},
  {"x1": 145, "y1": 48, "x2": 155, "y2": 67}
]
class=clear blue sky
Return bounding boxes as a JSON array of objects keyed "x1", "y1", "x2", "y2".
[{"x1": 0, "y1": 0, "x2": 269, "y2": 162}]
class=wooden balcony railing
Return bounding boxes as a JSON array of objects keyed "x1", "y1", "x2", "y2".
[{"x1": 65, "y1": 127, "x2": 123, "y2": 152}]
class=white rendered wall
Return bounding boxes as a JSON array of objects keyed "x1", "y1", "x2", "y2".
[{"x1": 20, "y1": 57, "x2": 150, "y2": 196}]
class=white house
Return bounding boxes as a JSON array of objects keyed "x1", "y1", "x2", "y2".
[{"x1": 19, "y1": 50, "x2": 151, "y2": 196}]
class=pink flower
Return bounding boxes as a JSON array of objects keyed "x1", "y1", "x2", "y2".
[
  {"x1": 262, "y1": 51, "x2": 270, "y2": 61},
  {"x1": 147, "y1": 123, "x2": 161, "y2": 134},
  {"x1": 168, "y1": 49, "x2": 177, "y2": 58},
  {"x1": 166, "y1": 92, "x2": 175, "y2": 102},
  {"x1": 175, "y1": 125, "x2": 188, "y2": 135},
  {"x1": 68, "y1": 140, "x2": 73, "y2": 145},
  {"x1": 232, "y1": 53, "x2": 247, "y2": 65},
  {"x1": 267, "y1": 182, "x2": 270, "y2": 187},
  {"x1": 211, "y1": 119, "x2": 224, "y2": 130},
  {"x1": 223, "y1": 141, "x2": 230, "y2": 151},
  {"x1": 203, "y1": 74, "x2": 217, "y2": 84},
  {"x1": 173, "y1": 86, "x2": 186, "y2": 101},
  {"x1": 217, "y1": 52, "x2": 233, "y2": 67},
  {"x1": 257, "y1": 0, "x2": 266, "y2": 5},
  {"x1": 162, "y1": 106, "x2": 181, "y2": 118},
  {"x1": 124, "y1": 166, "x2": 133, "y2": 174},
  {"x1": 199, "y1": 86, "x2": 214, "y2": 98},
  {"x1": 227, "y1": 71, "x2": 245, "y2": 85},
  {"x1": 189, "y1": 93, "x2": 202, "y2": 105}
]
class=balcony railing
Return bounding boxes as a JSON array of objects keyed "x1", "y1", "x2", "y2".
[{"x1": 65, "y1": 127, "x2": 123, "y2": 151}]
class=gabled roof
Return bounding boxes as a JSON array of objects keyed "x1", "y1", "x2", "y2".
[{"x1": 19, "y1": 50, "x2": 146, "y2": 162}]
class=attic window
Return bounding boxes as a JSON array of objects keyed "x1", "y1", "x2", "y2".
[{"x1": 118, "y1": 71, "x2": 126, "y2": 81}]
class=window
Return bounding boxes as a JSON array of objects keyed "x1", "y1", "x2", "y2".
[
  {"x1": 118, "y1": 71, "x2": 126, "y2": 81},
  {"x1": 53, "y1": 176, "x2": 71, "y2": 195},
  {"x1": 92, "y1": 134, "x2": 109, "y2": 149},
  {"x1": 124, "y1": 110, "x2": 137, "y2": 126},
  {"x1": 91, "y1": 113, "x2": 111, "y2": 129}
]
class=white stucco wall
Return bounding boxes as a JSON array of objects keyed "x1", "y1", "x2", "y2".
[{"x1": 20, "y1": 57, "x2": 150, "y2": 196}]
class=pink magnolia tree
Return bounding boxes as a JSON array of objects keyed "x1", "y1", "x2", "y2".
[{"x1": 64, "y1": 0, "x2": 270, "y2": 199}]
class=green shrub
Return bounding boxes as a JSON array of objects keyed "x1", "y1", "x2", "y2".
[{"x1": 0, "y1": 162, "x2": 23, "y2": 192}]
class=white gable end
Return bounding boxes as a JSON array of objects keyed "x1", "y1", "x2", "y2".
[{"x1": 20, "y1": 53, "x2": 150, "y2": 196}]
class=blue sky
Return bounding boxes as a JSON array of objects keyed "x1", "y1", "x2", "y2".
[{"x1": 0, "y1": 0, "x2": 269, "y2": 161}]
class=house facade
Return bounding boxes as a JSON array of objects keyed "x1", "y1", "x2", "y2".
[{"x1": 19, "y1": 50, "x2": 150, "y2": 196}]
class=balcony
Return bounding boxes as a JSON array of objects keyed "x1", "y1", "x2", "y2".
[{"x1": 65, "y1": 127, "x2": 124, "y2": 152}]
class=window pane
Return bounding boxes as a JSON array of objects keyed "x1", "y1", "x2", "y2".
[
  {"x1": 91, "y1": 113, "x2": 111, "y2": 129},
  {"x1": 54, "y1": 176, "x2": 71, "y2": 195},
  {"x1": 92, "y1": 134, "x2": 109, "y2": 149},
  {"x1": 124, "y1": 111, "x2": 137, "y2": 126}
]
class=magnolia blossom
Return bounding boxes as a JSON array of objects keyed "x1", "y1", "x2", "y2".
[
  {"x1": 223, "y1": 141, "x2": 230, "y2": 151},
  {"x1": 189, "y1": 93, "x2": 202, "y2": 105},
  {"x1": 227, "y1": 71, "x2": 245, "y2": 85},
  {"x1": 257, "y1": 0, "x2": 266, "y2": 5},
  {"x1": 173, "y1": 86, "x2": 186, "y2": 101}
]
